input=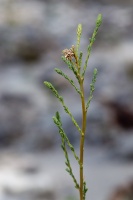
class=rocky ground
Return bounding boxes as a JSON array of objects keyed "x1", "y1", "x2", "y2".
[{"x1": 0, "y1": 147, "x2": 133, "y2": 200}]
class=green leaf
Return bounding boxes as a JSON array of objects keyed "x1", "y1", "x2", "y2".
[
  {"x1": 82, "y1": 14, "x2": 102, "y2": 77},
  {"x1": 86, "y1": 68, "x2": 98, "y2": 111},
  {"x1": 44, "y1": 81, "x2": 82, "y2": 134},
  {"x1": 83, "y1": 181, "x2": 88, "y2": 200},
  {"x1": 55, "y1": 111, "x2": 62, "y2": 125},
  {"x1": 96, "y1": 14, "x2": 102, "y2": 27},
  {"x1": 44, "y1": 81, "x2": 63, "y2": 102},
  {"x1": 53, "y1": 114, "x2": 80, "y2": 163},
  {"x1": 61, "y1": 56, "x2": 80, "y2": 83},
  {"x1": 61, "y1": 56, "x2": 73, "y2": 70},
  {"x1": 54, "y1": 68, "x2": 82, "y2": 96},
  {"x1": 62, "y1": 104, "x2": 82, "y2": 135},
  {"x1": 76, "y1": 24, "x2": 82, "y2": 53},
  {"x1": 78, "y1": 51, "x2": 83, "y2": 67}
]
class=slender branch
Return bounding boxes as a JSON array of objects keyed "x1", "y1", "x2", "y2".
[
  {"x1": 86, "y1": 68, "x2": 98, "y2": 112},
  {"x1": 82, "y1": 14, "x2": 102, "y2": 77},
  {"x1": 54, "y1": 68, "x2": 82, "y2": 96},
  {"x1": 44, "y1": 81, "x2": 82, "y2": 135}
]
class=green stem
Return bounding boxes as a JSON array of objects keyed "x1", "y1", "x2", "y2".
[{"x1": 79, "y1": 78, "x2": 87, "y2": 200}]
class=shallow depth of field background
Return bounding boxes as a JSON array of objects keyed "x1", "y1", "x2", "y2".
[{"x1": 0, "y1": 0, "x2": 133, "y2": 200}]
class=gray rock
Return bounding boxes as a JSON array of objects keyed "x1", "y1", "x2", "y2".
[
  {"x1": 0, "y1": 24, "x2": 57, "y2": 63},
  {"x1": 111, "y1": 134, "x2": 133, "y2": 161},
  {"x1": 0, "y1": 68, "x2": 56, "y2": 151}
]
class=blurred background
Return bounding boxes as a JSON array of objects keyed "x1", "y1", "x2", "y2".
[{"x1": 0, "y1": 0, "x2": 133, "y2": 200}]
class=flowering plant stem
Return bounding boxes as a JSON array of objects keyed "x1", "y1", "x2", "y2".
[
  {"x1": 44, "y1": 14, "x2": 102, "y2": 200},
  {"x1": 79, "y1": 79, "x2": 86, "y2": 200}
]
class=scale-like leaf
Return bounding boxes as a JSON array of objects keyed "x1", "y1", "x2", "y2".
[
  {"x1": 76, "y1": 24, "x2": 82, "y2": 53},
  {"x1": 86, "y1": 68, "x2": 98, "y2": 111},
  {"x1": 55, "y1": 68, "x2": 81, "y2": 96},
  {"x1": 82, "y1": 14, "x2": 102, "y2": 77}
]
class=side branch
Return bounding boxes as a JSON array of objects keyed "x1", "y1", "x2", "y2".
[{"x1": 44, "y1": 81, "x2": 82, "y2": 135}]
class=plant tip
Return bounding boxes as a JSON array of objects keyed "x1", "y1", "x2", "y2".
[{"x1": 96, "y1": 14, "x2": 102, "y2": 26}]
